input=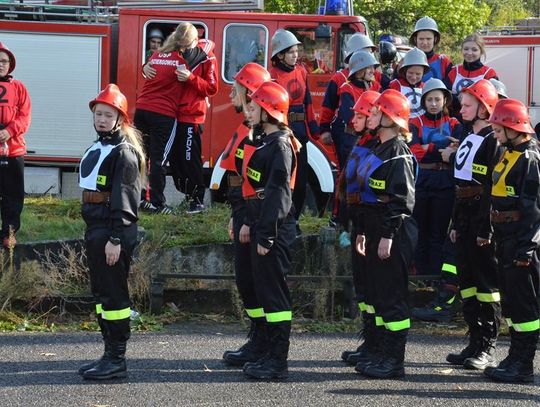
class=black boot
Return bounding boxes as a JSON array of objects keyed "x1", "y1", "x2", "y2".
[
  {"x1": 82, "y1": 341, "x2": 127, "y2": 380},
  {"x1": 464, "y1": 303, "x2": 500, "y2": 370},
  {"x1": 349, "y1": 317, "x2": 383, "y2": 368},
  {"x1": 342, "y1": 312, "x2": 371, "y2": 363},
  {"x1": 486, "y1": 330, "x2": 537, "y2": 383},
  {"x1": 463, "y1": 337, "x2": 497, "y2": 370},
  {"x1": 223, "y1": 319, "x2": 268, "y2": 366},
  {"x1": 78, "y1": 314, "x2": 110, "y2": 375},
  {"x1": 447, "y1": 300, "x2": 482, "y2": 365},
  {"x1": 361, "y1": 330, "x2": 407, "y2": 379},
  {"x1": 485, "y1": 327, "x2": 518, "y2": 376},
  {"x1": 244, "y1": 322, "x2": 290, "y2": 380},
  {"x1": 78, "y1": 340, "x2": 112, "y2": 375},
  {"x1": 411, "y1": 285, "x2": 458, "y2": 323}
]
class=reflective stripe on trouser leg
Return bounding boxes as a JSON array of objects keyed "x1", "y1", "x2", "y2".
[
  {"x1": 245, "y1": 308, "x2": 265, "y2": 319},
  {"x1": 506, "y1": 318, "x2": 540, "y2": 332},
  {"x1": 265, "y1": 311, "x2": 292, "y2": 323}
]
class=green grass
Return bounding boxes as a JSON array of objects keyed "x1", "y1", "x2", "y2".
[{"x1": 18, "y1": 196, "x2": 330, "y2": 246}]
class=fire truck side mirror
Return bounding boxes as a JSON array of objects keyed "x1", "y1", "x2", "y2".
[{"x1": 315, "y1": 24, "x2": 332, "y2": 39}]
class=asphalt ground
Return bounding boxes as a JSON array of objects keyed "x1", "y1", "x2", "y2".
[{"x1": 0, "y1": 322, "x2": 538, "y2": 407}]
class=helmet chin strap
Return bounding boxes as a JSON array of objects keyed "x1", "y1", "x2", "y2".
[
  {"x1": 94, "y1": 113, "x2": 121, "y2": 139},
  {"x1": 372, "y1": 114, "x2": 397, "y2": 133},
  {"x1": 502, "y1": 128, "x2": 521, "y2": 150}
]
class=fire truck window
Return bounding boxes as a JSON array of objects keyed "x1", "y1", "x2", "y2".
[
  {"x1": 223, "y1": 24, "x2": 266, "y2": 83},
  {"x1": 288, "y1": 28, "x2": 334, "y2": 75},
  {"x1": 337, "y1": 30, "x2": 354, "y2": 70},
  {"x1": 143, "y1": 22, "x2": 208, "y2": 64}
]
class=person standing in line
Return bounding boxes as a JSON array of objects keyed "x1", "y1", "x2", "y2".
[
  {"x1": 409, "y1": 16, "x2": 453, "y2": 83},
  {"x1": 446, "y1": 33, "x2": 499, "y2": 116},
  {"x1": 78, "y1": 84, "x2": 145, "y2": 380},
  {"x1": 241, "y1": 81, "x2": 300, "y2": 380},
  {"x1": 0, "y1": 42, "x2": 31, "y2": 249},
  {"x1": 334, "y1": 51, "x2": 381, "y2": 246},
  {"x1": 407, "y1": 78, "x2": 462, "y2": 279},
  {"x1": 353, "y1": 89, "x2": 418, "y2": 379},
  {"x1": 445, "y1": 79, "x2": 502, "y2": 371},
  {"x1": 413, "y1": 78, "x2": 508, "y2": 323},
  {"x1": 484, "y1": 99, "x2": 539, "y2": 383},
  {"x1": 269, "y1": 29, "x2": 319, "y2": 237},
  {"x1": 136, "y1": 23, "x2": 194, "y2": 215},
  {"x1": 339, "y1": 90, "x2": 381, "y2": 366},
  {"x1": 221, "y1": 63, "x2": 272, "y2": 366}
]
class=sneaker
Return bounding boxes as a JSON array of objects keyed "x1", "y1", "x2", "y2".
[
  {"x1": 187, "y1": 201, "x2": 205, "y2": 214},
  {"x1": 139, "y1": 200, "x2": 154, "y2": 211},
  {"x1": 339, "y1": 231, "x2": 351, "y2": 248},
  {"x1": 153, "y1": 205, "x2": 174, "y2": 215}
]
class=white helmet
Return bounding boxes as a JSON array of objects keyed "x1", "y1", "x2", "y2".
[
  {"x1": 489, "y1": 78, "x2": 508, "y2": 99},
  {"x1": 410, "y1": 16, "x2": 440, "y2": 45},
  {"x1": 345, "y1": 33, "x2": 376, "y2": 63},
  {"x1": 421, "y1": 78, "x2": 451, "y2": 108},
  {"x1": 271, "y1": 29, "x2": 301, "y2": 58},
  {"x1": 148, "y1": 28, "x2": 164, "y2": 40},
  {"x1": 348, "y1": 51, "x2": 379, "y2": 77},
  {"x1": 398, "y1": 47, "x2": 430, "y2": 76}
]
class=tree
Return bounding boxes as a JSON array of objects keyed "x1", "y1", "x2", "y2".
[
  {"x1": 353, "y1": 0, "x2": 491, "y2": 43},
  {"x1": 486, "y1": 0, "x2": 533, "y2": 27}
]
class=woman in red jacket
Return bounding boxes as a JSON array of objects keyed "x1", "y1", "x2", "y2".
[
  {"x1": 0, "y1": 42, "x2": 31, "y2": 249},
  {"x1": 142, "y1": 23, "x2": 219, "y2": 215},
  {"x1": 136, "y1": 23, "x2": 193, "y2": 215},
  {"x1": 269, "y1": 29, "x2": 319, "y2": 236},
  {"x1": 446, "y1": 33, "x2": 498, "y2": 116}
]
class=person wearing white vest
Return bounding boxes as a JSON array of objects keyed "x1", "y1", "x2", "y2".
[
  {"x1": 78, "y1": 84, "x2": 146, "y2": 380},
  {"x1": 445, "y1": 79, "x2": 503, "y2": 371}
]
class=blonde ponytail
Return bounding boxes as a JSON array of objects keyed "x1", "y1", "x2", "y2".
[{"x1": 121, "y1": 123, "x2": 147, "y2": 183}]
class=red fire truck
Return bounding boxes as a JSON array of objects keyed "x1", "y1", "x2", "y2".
[
  {"x1": 484, "y1": 22, "x2": 540, "y2": 129},
  {"x1": 0, "y1": 0, "x2": 369, "y2": 201}
]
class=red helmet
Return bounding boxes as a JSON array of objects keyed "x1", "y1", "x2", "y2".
[
  {"x1": 374, "y1": 89, "x2": 410, "y2": 131},
  {"x1": 352, "y1": 90, "x2": 379, "y2": 117},
  {"x1": 461, "y1": 79, "x2": 498, "y2": 115},
  {"x1": 89, "y1": 84, "x2": 129, "y2": 122},
  {"x1": 489, "y1": 98, "x2": 535, "y2": 134},
  {"x1": 0, "y1": 42, "x2": 16, "y2": 75},
  {"x1": 250, "y1": 81, "x2": 289, "y2": 125},
  {"x1": 234, "y1": 63, "x2": 271, "y2": 94}
]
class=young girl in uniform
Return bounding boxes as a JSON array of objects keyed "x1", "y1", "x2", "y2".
[
  {"x1": 220, "y1": 63, "x2": 272, "y2": 367},
  {"x1": 446, "y1": 79, "x2": 502, "y2": 371},
  {"x1": 270, "y1": 29, "x2": 319, "y2": 236},
  {"x1": 446, "y1": 33, "x2": 498, "y2": 116},
  {"x1": 339, "y1": 90, "x2": 381, "y2": 366},
  {"x1": 78, "y1": 84, "x2": 146, "y2": 380},
  {"x1": 485, "y1": 99, "x2": 539, "y2": 383},
  {"x1": 388, "y1": 47, "x2": 429, "y2": 120},
  {"x1": 353, "y1": 89, "x2": 417, "y2": 378},
  {"x1": 241, "y1": 81, "x2": 300, "y2": 380}
]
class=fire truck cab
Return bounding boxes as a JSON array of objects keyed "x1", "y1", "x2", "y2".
[
  {"x1": 0, "y1": 0, "x2": 369, "y2": 202},
  {"x1": 484, "y1": 21, "x2": 540, "y2": 129}
]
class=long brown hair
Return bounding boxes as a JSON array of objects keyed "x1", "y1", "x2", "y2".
[{"x1": 160, "y1": 22, "x2": 198, "y2": 53}]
